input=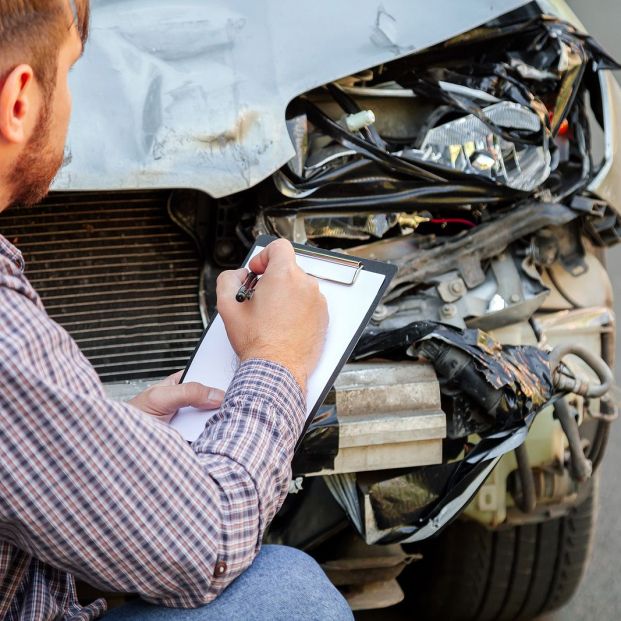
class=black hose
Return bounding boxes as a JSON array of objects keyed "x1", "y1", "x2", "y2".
[
  {"x1": 304, "y1": 100, "x2": 448, "y2": 183},
  {"x1": 265, "y1": 184, "x2": 507, "y2": 213},
  {"x1": 590, "y1": 416, "x2": 611, "y2": 472},
  {"x1": 590, "y1": 330, "x2": 617, "y2": 471},
  {"x1": 554, "y1": 398, "x2": 593, "y2": 482},
  {"x1": 514, "y1": 444, "x2": 537, "y2": 513},
  {"x1": 280, "y1": 159, "x2": 373, "y2": 190}
]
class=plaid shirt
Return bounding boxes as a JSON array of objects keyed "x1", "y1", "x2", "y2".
[{"x1": 0, "y1": 235, "x2": 306, "y2": 620}]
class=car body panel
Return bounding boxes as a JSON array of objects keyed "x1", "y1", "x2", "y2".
[{"x1": 54, "y1": 0, "x2": 529, "y2": 198}]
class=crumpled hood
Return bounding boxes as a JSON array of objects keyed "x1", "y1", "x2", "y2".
[{"x1": 54, "y1": 0, "x2": 529, "y2": 198}]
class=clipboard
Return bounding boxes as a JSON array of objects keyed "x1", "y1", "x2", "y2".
[{"x1": 170, "y1": 235, "x2": 397, "y2": 443}]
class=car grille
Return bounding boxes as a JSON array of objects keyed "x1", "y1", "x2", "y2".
[{"x1": 0, "y1": 191, "x2": 204, "y2": 383}]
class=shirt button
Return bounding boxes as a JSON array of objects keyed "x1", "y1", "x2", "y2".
[{"x1": 214, "y1": 560, "x2": 227, "y2": 577}]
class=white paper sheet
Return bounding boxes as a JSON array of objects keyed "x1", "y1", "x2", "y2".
[{"x1": 170, "y1": 245, "x2": 387, "y2": 441}]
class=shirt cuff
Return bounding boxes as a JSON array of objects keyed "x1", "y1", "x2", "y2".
[{"x1": 225, "y1": 358, "x2": 307, "y2": 437}]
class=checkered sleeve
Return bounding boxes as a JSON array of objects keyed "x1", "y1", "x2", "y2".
[
  {"x1": 192, "y1": 359, "x2": 307, "y2": 580},
  {"x1": 0, "y1": 286, "x2": 306, "y2": 608}
]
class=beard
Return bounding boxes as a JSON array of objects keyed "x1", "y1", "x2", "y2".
[{"x1": 9, "y1": 101, "x2": 65, "y2": 208}]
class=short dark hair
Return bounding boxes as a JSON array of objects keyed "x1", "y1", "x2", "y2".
[
  {"x1": 71, "y1": 0, "x2": 91, "y2": 45},
  {"x1": 0, "y1": 1, "x2": 90, "y2": 96}
]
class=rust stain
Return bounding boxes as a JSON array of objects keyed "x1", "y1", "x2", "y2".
[{"x1": 197, "y1": 110, "x2": 260, "y2": 149}]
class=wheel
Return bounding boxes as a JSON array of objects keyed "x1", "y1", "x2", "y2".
[{"x1": 400, "y1": 479, "x2": 597, "y2": 621}]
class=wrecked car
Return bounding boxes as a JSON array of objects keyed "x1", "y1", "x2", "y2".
[{"x1": 2, "y1": 0, "x2": 620, "y2": 618}]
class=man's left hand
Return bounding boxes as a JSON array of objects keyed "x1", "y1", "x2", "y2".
[{"x1": 129, "y1": 371, "x2": 225, "y2": 423}]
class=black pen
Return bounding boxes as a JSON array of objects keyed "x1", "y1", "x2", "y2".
[{"x1": 236, "y1": 271, "x2": 259, "y2": 302}]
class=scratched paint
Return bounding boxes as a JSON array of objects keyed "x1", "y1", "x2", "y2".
[{"x1": 54, "y1": 0, "x2": 529, "y2": 198}]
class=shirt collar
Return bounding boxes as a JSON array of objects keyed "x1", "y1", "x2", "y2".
[{"x1": 0, "y1": 234, "x2": 25, "y2": 272}]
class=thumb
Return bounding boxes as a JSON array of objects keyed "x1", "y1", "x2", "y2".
[
  {"x1": 217, "y1": 268, "x2": 251, "y2": 299},
  {"x1": 167, "y1": 382, "x2": 226, "y2": 411},
  {"x1": 136, "y1": 382, "x2": 225, "y2": 417}
]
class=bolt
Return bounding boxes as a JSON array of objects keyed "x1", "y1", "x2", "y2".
[
  {"x1": 441, "y1": 303, "x2": 457, "y2": 318},
  {"x1": 510, "y1": 293, "x2": 521, "y2": 303},
  {"x1": 449, "y1": 280, "x2": 465, "y2": 296},
  {"x1": 373, "y1": 304, "x2": 388, "y2": 321}
]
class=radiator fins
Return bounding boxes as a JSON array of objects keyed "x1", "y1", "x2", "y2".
[{"x1": 0, "y1": 191, "x2": 204, "y2": 382}]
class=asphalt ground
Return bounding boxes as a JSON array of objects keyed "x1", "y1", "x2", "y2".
[{"x1": 356, "y1": 2, "x2": 621, "y2": 618}]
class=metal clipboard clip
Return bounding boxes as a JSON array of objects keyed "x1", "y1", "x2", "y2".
[{"x1": 294, "y1": 247, "x2": 363, "y2": 286}]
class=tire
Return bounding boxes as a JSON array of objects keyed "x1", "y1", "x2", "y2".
[{"x1": 400, "y1": 479, "x2": 597, "y2": 621}]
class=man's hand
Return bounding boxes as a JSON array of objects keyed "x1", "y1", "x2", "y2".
[
  {"x1": 216, "y1": 239, "x2": 329, "y2": 392},
  {"x1": 128, "y1": 371, "x2": 225, "y2": 423}
]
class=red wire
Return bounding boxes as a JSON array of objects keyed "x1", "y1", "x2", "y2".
[{"x1": 430, "y1": 218, "x2": 476, "y2": 228}]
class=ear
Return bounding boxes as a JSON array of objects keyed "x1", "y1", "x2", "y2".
[{"x1": 0, "y1": 64, "x2": 37, "y2": 145}]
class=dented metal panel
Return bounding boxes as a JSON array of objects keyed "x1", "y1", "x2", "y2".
[
  {"x1": 587, "y1": 73, "x2": 621, "y2": 214},
  {"x1": 54, "y1": 0, "x2": 529, "y2": 197}
]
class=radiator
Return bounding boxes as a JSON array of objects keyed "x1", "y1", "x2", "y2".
[{"x1": 0, "y1": 191, "x2": 204, "y2": 383}]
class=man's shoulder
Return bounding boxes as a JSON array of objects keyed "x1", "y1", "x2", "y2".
[
  {"x1": 0, "y1": 258, "x2": 42, "y2": 310},
  {"x1": 0, "y1": 271, "x2": 93, "y2": 378}
]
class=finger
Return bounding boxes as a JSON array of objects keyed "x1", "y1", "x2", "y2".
[
  {"x1": 163, "y1": 370, "x2": 184, "y2": 386},
  {"x1": 217, "y1": 268, "x2": 252, "y2": 299},
  {"x1": 180, "y1": 382, "x2": 226, "y2": 410},
  {"x1": 248, "y1": 238, "x2": 296, "y2": 275},
  {"x1": 152, "y1": 382, "x2": 225, "y2": 413}
]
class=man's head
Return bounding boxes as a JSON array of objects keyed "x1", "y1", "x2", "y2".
[{"x1": 0, "y1": 0, "x2": 89, "y2": 210}]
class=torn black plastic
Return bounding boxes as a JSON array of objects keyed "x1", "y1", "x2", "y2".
[
  {"x1": 358, "y1": 465, "x2": 455, "y2": 531},
  {"x1": 360, "y1": 431, "x2": 522, "y2": 544},
  {"x1": 415, "y1": 325, "x2": 553, "y2": 429},
  {"x1": 324, "y1": 417, "x2": 536, "y2": 545},
  {"x1": 356, "y1": 323, "x2": 553, "y2": 430},
  {"x1": 292, "y1": 405, "x2": 339, "y2": 475}
]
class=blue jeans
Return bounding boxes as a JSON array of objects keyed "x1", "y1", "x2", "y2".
[{"x1": 103, "y1": 545, "x2": 353, "y2": 621}]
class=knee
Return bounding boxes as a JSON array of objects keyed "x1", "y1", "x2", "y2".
[{"x1": 257, "y1": 546, "x2": 353, "y2": 621}]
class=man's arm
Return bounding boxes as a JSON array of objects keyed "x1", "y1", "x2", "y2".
[
  {"x1": 0, "y1": 351, "x2": 304, "y2": 607},
  {"x1": 0, "y1": 239, "x2": 327, "y2": 607}
]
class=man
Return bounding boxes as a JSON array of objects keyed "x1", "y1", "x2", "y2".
[{"x1": 0, "y1": 2, "x2": 352, "y2": 620}]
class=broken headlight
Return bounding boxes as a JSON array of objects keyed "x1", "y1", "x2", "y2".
[{"x1": 415, "y1": 101, "x2": 550, "y2": 191}]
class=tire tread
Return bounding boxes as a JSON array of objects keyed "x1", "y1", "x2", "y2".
[{"x1": 402, "y1": 481, "x2": 597, "y2": 621}]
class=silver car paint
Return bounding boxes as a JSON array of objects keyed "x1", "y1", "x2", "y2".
[{"x1": 54, "y1": 0, "x2": 530, "y2": 198}]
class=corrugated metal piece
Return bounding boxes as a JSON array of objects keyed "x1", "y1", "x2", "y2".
[{"x1": 308, "y1": 362, "x2": 446, "y2": 475}]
